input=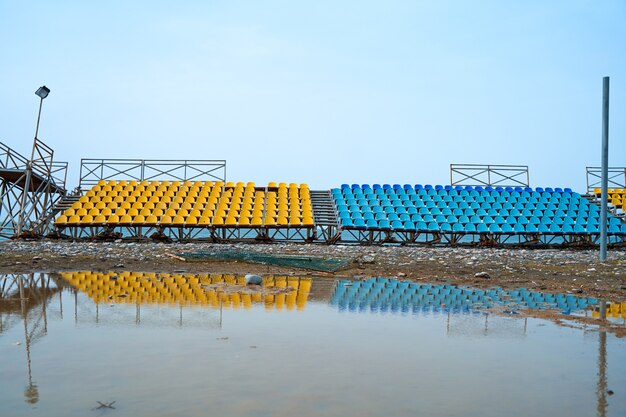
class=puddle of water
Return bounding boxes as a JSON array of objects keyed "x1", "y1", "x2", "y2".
[{"x1": 1, "y1": 273, "x2": 625, "y2": 417}]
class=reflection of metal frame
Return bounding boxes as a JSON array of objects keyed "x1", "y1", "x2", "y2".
[
  {"x1": 78, "y1": 159, "x2": 226, "y2": 189},
  {"x1": 450, "y1": 164, "x2": 530, "y2": 188},
  {"x1": 0, "y1": 141, "x2": 67, "y2": 238},
  {"x1": 586, "y1": 167, "x2": 626, "y2": 193}
]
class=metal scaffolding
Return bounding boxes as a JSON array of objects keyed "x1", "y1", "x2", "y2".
[{"x1": 0, "y1": 140, "x2": 67, "y2": 239}]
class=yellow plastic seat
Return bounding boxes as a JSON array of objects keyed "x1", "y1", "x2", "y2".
[
  {"x1": 172, "y1": 215, "x2": 185, "y2": 225},
  {"x1": 68, "y1": 215, "x2": 81, "y2": 224},
  {"x1": 108, "y1": 215, "x2": 120, "y2": 223},
  {"x1": 198, "y1": 216, "x2": 211, "y2": 225},
  {"x1": 213, "y1": 217, "x2": 225, "y2": 226},
  {"x1": 186, "y1": 216, "x2": 198, "y2": 226},
  {"x1": 131, "y1": 215, "x2": 145, "y2": 224},
  {"x1": 160, "y1": 215, "x2": 173, "y2": 224},
  {"x1": 55, "y1": 215, "x2": 68, "y2": 225},
  {"x1": 93, "y1": 215, "x2": 107, "y2": 224},
  {"x1": 225, "y1": 216, "x2": 238, "y2": 225},
  {"x1": 120, "y1": 215, "x2": 133, "y2": 223},
  {"x1": 145, "y1": 215, "x2": 159, "y2": 225},
  {"x1": 277, "y1": 216, "x2": 288, "y2": 226},
  {"x1": 239, "y1": 217, "x2": 251, "y2": 226}
]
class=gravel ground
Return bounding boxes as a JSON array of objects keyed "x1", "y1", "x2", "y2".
[{"x1": 1, "y1": 240, "x2": 625, "y2": 300}]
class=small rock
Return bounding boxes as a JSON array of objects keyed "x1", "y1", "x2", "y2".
[
  {"x1": 114, "y1": 264, "x2": 124, "y2": 268},
  {"x1": 32, "y1": 256, "x2": 42, "y2": 260},
  {"x1": 397, "y1": 272, "x2": 407, "y2": 277},
  {"x1": 245, "y1": 274, "x2": 263, "y2": 285},
  {"x1": 607, "y1": 390, "x2": 614, "y2": 396},
  {"x1": 474, "y1": 272, "x2": 491, "y2": 279},
  {"x1": 360, "y1": 255, "x2": 376, "y2": 264}
]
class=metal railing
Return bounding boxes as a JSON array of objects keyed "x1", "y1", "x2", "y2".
[
  {"x1": 450, "y1": 164, "x2": 530, "y2": 188},
  {"x1": 586, "y1": 167, "x2": 626, "y2": 194},
  {"x1": 79, "y1": 159, "x2": 227, "y2": 189}
]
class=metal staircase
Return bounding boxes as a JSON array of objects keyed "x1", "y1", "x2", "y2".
[
  {"x1": 310, "y1": 190, "x2": 341, "y2": 243},
  {"x1": 31, "y1": 193, "x2": 81, "y2": 236}
]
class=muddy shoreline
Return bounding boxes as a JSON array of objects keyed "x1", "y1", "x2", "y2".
[{"x1": 1, "y1": 241, "x2": 624, "y2": 300}]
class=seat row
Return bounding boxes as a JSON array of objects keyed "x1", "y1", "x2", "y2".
[
  {"x1": 61, "y1": 271, "x2": 311, "y2": 309},
  {"x1": 55, "y1": 180, "x2": 314, "y2": 228},
  {"x1": 594, "y1": 187, "x2": 626, "y2": 212},
  {"x1": 334, "y1": 185, "x2": 626, "y2": 235}
]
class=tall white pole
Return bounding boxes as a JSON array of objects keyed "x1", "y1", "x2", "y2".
[{"x1": 599, "y1": 77, "x2": 609, "y2": 261}]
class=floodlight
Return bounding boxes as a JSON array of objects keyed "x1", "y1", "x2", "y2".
[{"x1": 35, "y1": 86, "x2": 50, "y2": 99}]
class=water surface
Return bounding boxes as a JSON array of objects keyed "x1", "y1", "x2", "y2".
[{"x1": 1, "y1": 272, "x2": 624, "y2": 417}]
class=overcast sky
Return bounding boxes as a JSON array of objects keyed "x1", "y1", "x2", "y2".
[{"x1": 1, "y1": 0, "x2": 624, "y2": 191}]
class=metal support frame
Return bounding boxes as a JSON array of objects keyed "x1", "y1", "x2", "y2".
[
  {"x1": 450, "y1": 164, "x2": 530, "y2": 188},
  {"x1": 79, "y1": 159, "x2": 226, "y2": 189},
  {"x1": 334, "y1": 227, "x2": 625, "y2": 247},
  {"x1": 586, "y1": 167, "x2": 625, "y2": 194},
  {"x1": 0, "y1": 141, "x2": 67, "y2": 238}
]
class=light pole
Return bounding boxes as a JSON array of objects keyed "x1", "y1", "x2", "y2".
[
  {"x1": 16, "y1": 86, "x2": 51, "y2": 236},
  {"x1": 33, "y1": 86, "x2": 50, "y2": 145}
]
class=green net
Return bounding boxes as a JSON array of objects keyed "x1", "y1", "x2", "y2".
[{"x1": 177, "y1": 250, "x2": 348, "y2": 272}]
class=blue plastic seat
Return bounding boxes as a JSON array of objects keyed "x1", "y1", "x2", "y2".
[
  {"x1": 378, "y1": 220, "x2": 391, "y2": 230},
  {"x1": 452, "y1": 223, "x2": 464, "y2": 232},
  {"x1": 391, "y1": 220, "x2": 404, "y2": 230},
  {"x1": 403, "y1": 221, "x2": 416, "y2": 231},
  {"x1": 489, "y1": 224, "x2": 501, "y2": 233},
  {"x1": 341, "y1": 218, "x2": 353, "y2": 227},
  {"x1": 477, "y1": 223, "x2": 489, "y2": 232},
  {"x1": 353, "y1": 219, "x2": 366, "y2": 229},
  {"x1": 526, "y1": 224, "x2": 538, "y2": 233},
  {"x1": 513, "y1": 224, "x2": 525, "y2": 233},
  {"x1": 416, "y1": 221, "x2": 428, "y2": 231},
  {"x1": 427, "y1": 222, "x2": 439, "y2": 231},
  {"x1": 465, "y1": 223, "x2": 477, "y2": 232}
]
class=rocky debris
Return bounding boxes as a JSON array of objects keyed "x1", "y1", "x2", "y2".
[
  {"x1": 474, "y1": 272, "x2": 491, "y2": 279},
  {"x1": 0, "y1": 241, "x2": 625, "y2": 297}
]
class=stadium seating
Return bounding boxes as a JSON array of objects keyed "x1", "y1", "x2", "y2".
[
  {"x1": 594, "y1": 188, "x2": 626, "y2": 213},
  {"x1": 333, "y1": 184, "x2": 626, "y2": 234},
  {"x1": 55, "y1": 180, "x2": 314, "y2": 228},
  {"x1": 330, "y1": 277, "x2": 603, "y2": 315},
  {"x1": 61, "y1": 271, "x2": 311, "y2": 310}
]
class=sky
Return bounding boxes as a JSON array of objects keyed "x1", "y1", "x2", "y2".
[{"x1": 1, "y1": 0, "x2": 625, "y2": 192}]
